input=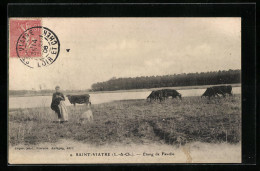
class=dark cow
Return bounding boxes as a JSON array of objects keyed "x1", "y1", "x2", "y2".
[
  {"x1": 147, "y1": 89, "x2": 181, "y2": 102},
  {"x1": 66, "y1": 94, "x2": 91, "y2": 106},
  {"x1": 201, "y1": 85, "x2": 232, "y2": 99},
  {"x1": 161, "y1": 89, "x2": 182, "y2": 100}
]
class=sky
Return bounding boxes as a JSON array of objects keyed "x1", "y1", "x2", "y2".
[{"x1": 9, "y1": 18, "x2": 241, "y2": 90}]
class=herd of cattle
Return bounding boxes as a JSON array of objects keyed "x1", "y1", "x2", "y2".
[
  {"x1": 66, "y1": 85, "x2": 233, "y2": 106},
  {"x1": 147, "y1": 85, "x2": 233, "y2": 102}
]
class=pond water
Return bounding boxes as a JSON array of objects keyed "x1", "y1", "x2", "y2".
[{"x1": 9, "y1": 87, "x2": 241, "y2": 109}]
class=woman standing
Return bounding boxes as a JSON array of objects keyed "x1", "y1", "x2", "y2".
[{"x1": 51, "y1": 86, "x2": 69, "y2": 123}]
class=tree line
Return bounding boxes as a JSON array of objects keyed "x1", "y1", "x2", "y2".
[{"x1": 91, "y1": 69, "x2": 241, "y2": 91}]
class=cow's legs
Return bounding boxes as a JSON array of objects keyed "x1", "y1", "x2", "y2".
[
  {"x1": 215, "y1": 93, "x2": 220, "y2": 98},
  {"x1": 73, "y1": 103, "x2": 76, "y2": 107},
  {"x1": 218, "y1": 90, "x2": 225, "y2": 98}
]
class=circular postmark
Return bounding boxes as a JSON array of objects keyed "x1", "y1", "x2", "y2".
[{"x1": 16, "y1": 26, "x2": 60, "y2": 68}]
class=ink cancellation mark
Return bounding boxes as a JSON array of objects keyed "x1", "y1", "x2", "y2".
[{"x1": 16, "y1": 26, "x2": 60, "y2": 68}]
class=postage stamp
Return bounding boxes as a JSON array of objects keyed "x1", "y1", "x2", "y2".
[{"x1": 9, "y1": 19, "x2": 60, "y2": 68}]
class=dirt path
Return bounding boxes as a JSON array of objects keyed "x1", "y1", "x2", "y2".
[{"x1": 9, "y1": 139, "x2": 241, "y2": 164}]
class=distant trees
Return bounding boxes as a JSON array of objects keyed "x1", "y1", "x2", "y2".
[
  {"x1": 9, "y1": 69, "x2": 241, "y2": 96},
  {"x1": 91, "y1": 69, "x2": 241, "y2": 91}
]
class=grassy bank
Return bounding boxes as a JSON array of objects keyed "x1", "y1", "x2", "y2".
[{"x1": 9, "y1": 95, "x2": 241, "y2": 146}]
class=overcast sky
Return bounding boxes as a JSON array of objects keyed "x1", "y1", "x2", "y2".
[{"x1": 9, "y1": 18, "x2": 241, "y2": 90}]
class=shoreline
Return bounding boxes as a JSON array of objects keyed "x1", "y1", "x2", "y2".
[
  {"x1": 8, "y1": 94, "x2": 241, "y2": 111},
  {"x1": 9, "y1": 83, "x2": 241, "y2": 97}
]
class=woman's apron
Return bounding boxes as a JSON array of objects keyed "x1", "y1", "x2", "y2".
[{"x1": 58, "y1": 101, "x2": 69, "y2": 121}]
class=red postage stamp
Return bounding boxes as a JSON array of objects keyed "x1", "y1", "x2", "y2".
[
  {"x1": 9, "y1": 19, "x2": 42, "y2": 58},
  {"x1": 9, "y1": 18, "x2": 60, "y2": 68}
]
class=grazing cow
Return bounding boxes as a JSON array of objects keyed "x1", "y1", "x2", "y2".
[
  {"x1": 161, "y1": 89, "x2": 182, "y2": 100},
  {"x1": 66, "y1": 94, "x2": 91, "y2": 106},
  {"x1": 147, "y1": 89, "x2": 182, "y2": 102},
  {"x1": 201, "y1": 85, "x2": 232, "y2": 99}
]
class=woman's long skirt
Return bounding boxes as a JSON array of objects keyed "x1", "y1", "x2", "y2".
[{"x1": 58, "y1": 101, "x2": 69, "y2": 121}]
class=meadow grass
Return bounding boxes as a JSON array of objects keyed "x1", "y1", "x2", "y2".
[{"x1": 9, "y1": 95, "x2": 241, "y2": 146}]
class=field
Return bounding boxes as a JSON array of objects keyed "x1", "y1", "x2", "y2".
[{"x1": 9, "y1": 95, "x2": 241, "y2": 147}]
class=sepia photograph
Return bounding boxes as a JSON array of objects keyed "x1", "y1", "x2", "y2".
[{"x1": 8, "y1": 17, "x2": 242, "y2": 164}]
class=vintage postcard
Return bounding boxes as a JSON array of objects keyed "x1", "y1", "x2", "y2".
[{"x1": 8, "y1": 17, "x2": 241, "y2": 164}]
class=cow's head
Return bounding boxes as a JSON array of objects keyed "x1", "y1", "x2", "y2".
[
  {"x1": 178, "y1": 93, "x2": 182, "y2": 100},
  {"x1": 146, "y1": 95, "x2": 152, "y2": 101}
]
